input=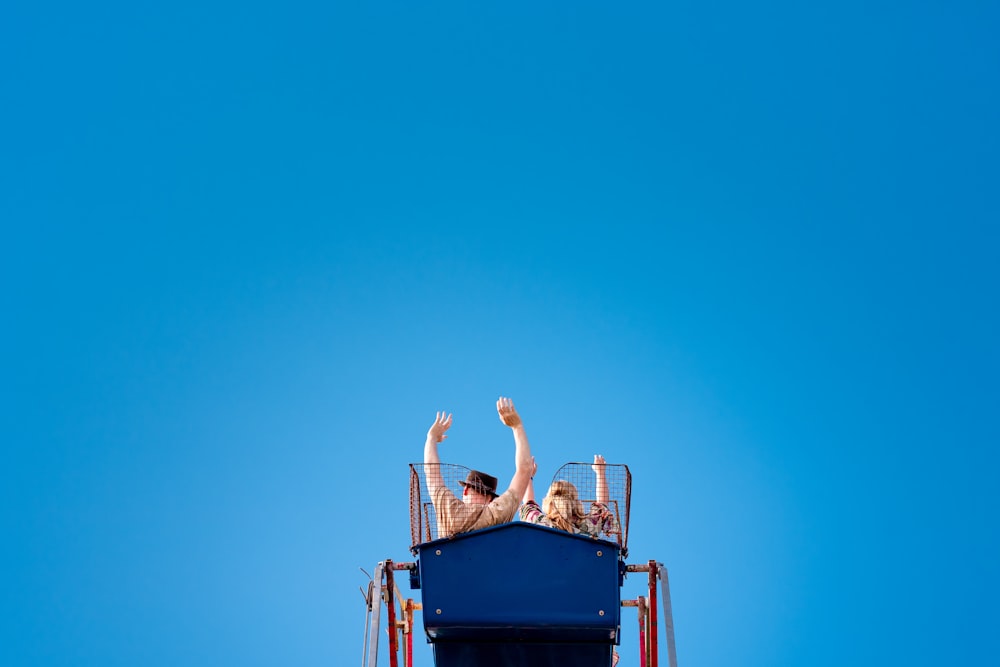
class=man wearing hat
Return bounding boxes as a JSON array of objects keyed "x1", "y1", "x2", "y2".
[{"x1": 424, "y1": 396, "x2": 535, "y2": 538}]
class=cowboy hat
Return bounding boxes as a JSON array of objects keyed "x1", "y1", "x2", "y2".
[{"x1": 459, "y1": 470, "x2": 499, "y2": 498}]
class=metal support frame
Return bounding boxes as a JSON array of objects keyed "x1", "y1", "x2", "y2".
[
  {"x1": 364, "y1": 562, "x2": 384, "y2": 667},
  {"x1": 365, "y1": 557, "x2": 676, "y2": 667},
  {"x1": 637, "y1": 596, "x2": 649, "y2": 667},
  {"x1": 624, "y1": 560, "x2": 678, "y2": 667},
  {"x1": 658, "y1": 563, "x2": 678, "y2": 667},
  {"x1": 385, "y1": 561, "x2": 399, "y2": 667},
  {"x1": 364, "y1": 561, "x2": 420, "y2": 667}
]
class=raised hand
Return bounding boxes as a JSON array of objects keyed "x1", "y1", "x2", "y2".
[
  {"x1": 427, "y1": 411, "x2": 453, "y2": 443},
  {"x1": 496, "y1": 396, "x2": 522, "y2": 428}
]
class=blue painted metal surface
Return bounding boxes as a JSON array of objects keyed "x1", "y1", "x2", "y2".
[
  {"x1": 415, "y1": 521, "x2": 622, "y2": 666},
  {"x1": 432, "y1": 642, "x2": 614, "y2": 667}
]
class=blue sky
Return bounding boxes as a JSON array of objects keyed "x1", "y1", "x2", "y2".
[{"x1": 2, "y1": 1, "x2": 998, "y2": 666}]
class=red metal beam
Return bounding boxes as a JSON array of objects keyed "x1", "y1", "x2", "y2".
[
  {"x1": 637, "y1": 596, "x2": 648, "y2": 667},
  {"x1": 384, "y1": 560, "x2": 399, "y2": 667},
  {"x1": 648, "y1": 560, "x2": 659, "y2": 667},
  {"x1": 404, "y1": 599, "x2": 414, "y2": 667}
]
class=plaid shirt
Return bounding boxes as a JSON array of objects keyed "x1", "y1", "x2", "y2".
[
  {"x1": 519, "y1": 499, "x2": 617, "y2": 539},
  {"x1": 432, "y1": 486, "x2": 520, "y2": 538}
]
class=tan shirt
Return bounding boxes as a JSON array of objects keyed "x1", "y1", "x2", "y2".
[{"x1": 432, "y1": 486, "x2": 520, "y2": 537}]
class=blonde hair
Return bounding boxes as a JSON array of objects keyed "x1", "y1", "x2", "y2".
[{"x1": 542, "y1": 480, "x2": 585, "y2": 533}]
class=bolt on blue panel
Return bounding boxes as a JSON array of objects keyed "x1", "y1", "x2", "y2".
[{"x1": 417, "y1": 522, "x2": 622, "y2": 643}]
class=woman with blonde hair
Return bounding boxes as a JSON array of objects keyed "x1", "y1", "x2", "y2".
[{"x1": 519, "y1": 454, "x2": 617, "y2": 538}]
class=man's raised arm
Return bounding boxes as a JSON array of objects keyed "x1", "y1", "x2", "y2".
[
  {"x1": 496, "y1": 396, "x2": 533, "y2": 501},
  {"x1": 424, "y1": 411, "x2": 452, "y2": 497}
]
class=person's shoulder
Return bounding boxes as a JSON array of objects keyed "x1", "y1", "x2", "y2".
[
  {"x1": 487, "y1": 488, "x2": 519, "y2": 519},
  {"x1": 433, "y1": 485, "x2": 460, "y2": 504},
  {"x1": 519, "y1": 499, "x2": 542, "y2": 518},
  {"x1": 492, "y1": 487, "x2": 519, "y2": 507}
]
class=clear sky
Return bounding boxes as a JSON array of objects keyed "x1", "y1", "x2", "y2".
[{"x1": 2, "y1": 2, "x2": 998, "y2": 666}]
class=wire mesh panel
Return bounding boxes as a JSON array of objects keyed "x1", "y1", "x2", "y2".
[
  {"x1": 409, "y1": 462, "x2": 631, "y2": 552},
  {"x1": 410, "y1": 463, "x2": 485, "y2": 548},
  {"x1": 547, "y1": 462, "x2": 631, "y2": 551}
]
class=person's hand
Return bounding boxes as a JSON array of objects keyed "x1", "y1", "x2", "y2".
[
  {"x1": 428, "y1": 412, "x2": 452, "y2": 443},
  {"x1": 592, "y1": 454, "x2": 607, "y2": 474},
  {"x1": 496, "y1": 396, "x2": 522, "y2": 428},
  {"x1": 530, "y1": 456, "x2": 538, "y2": 479}
]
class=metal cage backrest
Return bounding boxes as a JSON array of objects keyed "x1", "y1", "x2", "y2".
[
  {"x1": 548, "y1": 462, "x2": 631, "y2": 551},
  {"x1": 410, "y1": 463, "x2": 486, "y2": 550},
  {"x1": 410, "y1": 462, "x2": 631, "y2": 552}
]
